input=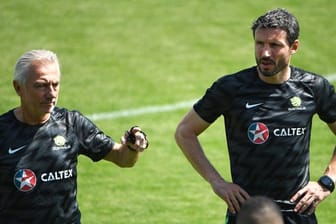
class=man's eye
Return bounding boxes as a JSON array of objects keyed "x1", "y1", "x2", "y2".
[
  {"x1": 270, "y1": 43, "x2": 282, "y2": 48},
  {"x1": 35, "y1": 83, "x2": 46, "y2": 88},
  {"x1": 255, "y1": 41, "x2": 263, "y2": 46}
]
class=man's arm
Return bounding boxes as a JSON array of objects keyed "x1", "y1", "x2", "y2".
[
  {"x1": 324, "y1": 122, "x2": 336, "y2": 180},
  {"x1": 291, "y1": 121, "x2": 336, "y2": 214},
  {"x1": 104, "y1": 127, "x2": 148, "y2": 167},
  {"x1": 175, "y1": 108, "x2": 249, "y2": 214}
]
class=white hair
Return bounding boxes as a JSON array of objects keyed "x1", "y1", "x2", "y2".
[{"x1": 14, "y1": 49, "x2": 61, "y2": 84}]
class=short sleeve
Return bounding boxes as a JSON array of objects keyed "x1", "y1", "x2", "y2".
[
  {"x1": 71, "y1": 111, "x2": 115, "y2": 161},
  {"x1": 194, "y1": 76, "x2": 234, "y2": 123},
  {"x1": 315, "y1": 77, "x2": 336, "y2": 123}
]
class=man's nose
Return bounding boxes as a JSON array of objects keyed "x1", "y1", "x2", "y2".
[
  {"x1": 261, "y1": 46, "x2": 271, "y2": 57},
  {"x1": 261, "y1": 44, "x2": 271, "y2": 57},
  {"x1": 46, "y1": 84, "x2": 58, "y2": 98}
]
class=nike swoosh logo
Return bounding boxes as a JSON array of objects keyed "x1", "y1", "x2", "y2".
[
  {"x1": 8, "y1": 145, "x2": 26, "y2": 154},
  {"x1": 246, "y1": 102, "x2": 263, "y2": 109}
]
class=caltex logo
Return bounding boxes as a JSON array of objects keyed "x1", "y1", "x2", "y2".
[
  {"x1": 13, "y1": 169, "x2": 37, "y2": 192},
  {"x1": 247, "y1": 122, "x2": 269, "y2": 144}
]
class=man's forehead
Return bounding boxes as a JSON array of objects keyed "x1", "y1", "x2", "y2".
[
  {"x1": 254, "y1": 27, "x2": 288, "y2": 41},
  {"x1": 255, "y1": 27, "x2": 287, "y2": 35},
  {"x1": 28, "y1": 61, "x2": 60, "y2": 81}
]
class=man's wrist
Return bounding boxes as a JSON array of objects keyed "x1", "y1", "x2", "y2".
[{"x1": 127, "y1": 144, "x2": 138, "y2": 152}]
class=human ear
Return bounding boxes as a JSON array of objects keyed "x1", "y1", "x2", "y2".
[
  {"x1": 13, "y1": 80, "x2": 22, "y2": 96},
  {"x1": 290, "y1": 40, "x2": 299, "y2": 54}
]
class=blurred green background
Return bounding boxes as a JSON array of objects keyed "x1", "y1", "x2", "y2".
[{"x1": 0, "y1": 0, "x2": 335, "y2": 223}]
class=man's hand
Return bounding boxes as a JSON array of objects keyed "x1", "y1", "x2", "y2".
[
  {"x1": 122, "y1": 126, "x2": 149, "y2": 152},
  {"x1": 290, "y1": 181, "x2": 331, "y2": 214},
  {"x1": 211, "y1": 179, "x2": 250, "y2": 214}
]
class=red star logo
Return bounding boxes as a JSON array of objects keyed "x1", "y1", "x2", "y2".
[
  {"x1": 13, "y1": 169, "x2": 37, "y2": 192},
  {"x1": 247, "y1": 122, "x2": 269, "y2": 144}
]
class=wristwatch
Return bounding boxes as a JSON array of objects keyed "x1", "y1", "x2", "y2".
[{"x1": 318, "y1": 175, "x2": 335, "y2": 193}]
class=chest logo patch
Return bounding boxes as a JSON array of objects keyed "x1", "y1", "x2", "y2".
[
  {"x1": 290, "y1": 96, "x2": 301, "y2": 107},
  {"x1": 13, "y1": 169, "x2": 37, "y2": 192},
  {"x1": 54, "y1": 135, "x2": 66, "y2": 146},
  {"x1": 53, "y1": 135, "x2": 71, "y2": 150},
  {"x1": 247, "y1": 122, "x2": 269, "y2": 144},
  {"x1": 288, "y1": 96, "x2": 306, "y2": 111}
]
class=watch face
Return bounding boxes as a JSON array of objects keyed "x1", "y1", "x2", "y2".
[
  {"x1": 322, "y1": 176, "x2": 332, "y2": 186},
  {"x1": 319, "y1": 176, "x2": 335, "y2": 192}
]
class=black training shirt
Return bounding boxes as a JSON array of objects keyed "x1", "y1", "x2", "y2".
[
  {"x1": 0, "y1": 107, "x2": 114, "y2": 223},
  {"x1": 194, "y1": 66, "x2": 336, "y2": 200}
]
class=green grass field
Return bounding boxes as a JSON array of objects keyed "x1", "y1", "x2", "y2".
[{"x1": 1, "y1": 0, "x2": 335, "y2": 223}]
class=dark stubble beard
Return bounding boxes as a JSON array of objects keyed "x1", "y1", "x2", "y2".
[{"x1": 256, "y1": 57, "x2": 288, "y2": 77}]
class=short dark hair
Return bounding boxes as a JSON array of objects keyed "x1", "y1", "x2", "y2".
[
  {"x1": 251, "y1": 8, "x2": 300, "y2": 46},
  {"x1": 236, "y1": 196, "x2": 284, "y2": 224}
]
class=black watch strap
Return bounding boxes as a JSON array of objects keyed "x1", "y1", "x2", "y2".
[{"x1": 318, "y1": 175, "x2": 335, "y2": 193}]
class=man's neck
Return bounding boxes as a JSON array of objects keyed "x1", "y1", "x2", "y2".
[{"x1": 14, "y1": 108, "x2": 50, "y2": 125}]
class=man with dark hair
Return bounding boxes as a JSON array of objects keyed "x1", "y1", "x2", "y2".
[
  {"x1": 175, "y1": 8, "x2": 336, "y2": 224},
  {"x1": 237, "y1": 196, "x2": 284, "y2": 224}
]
